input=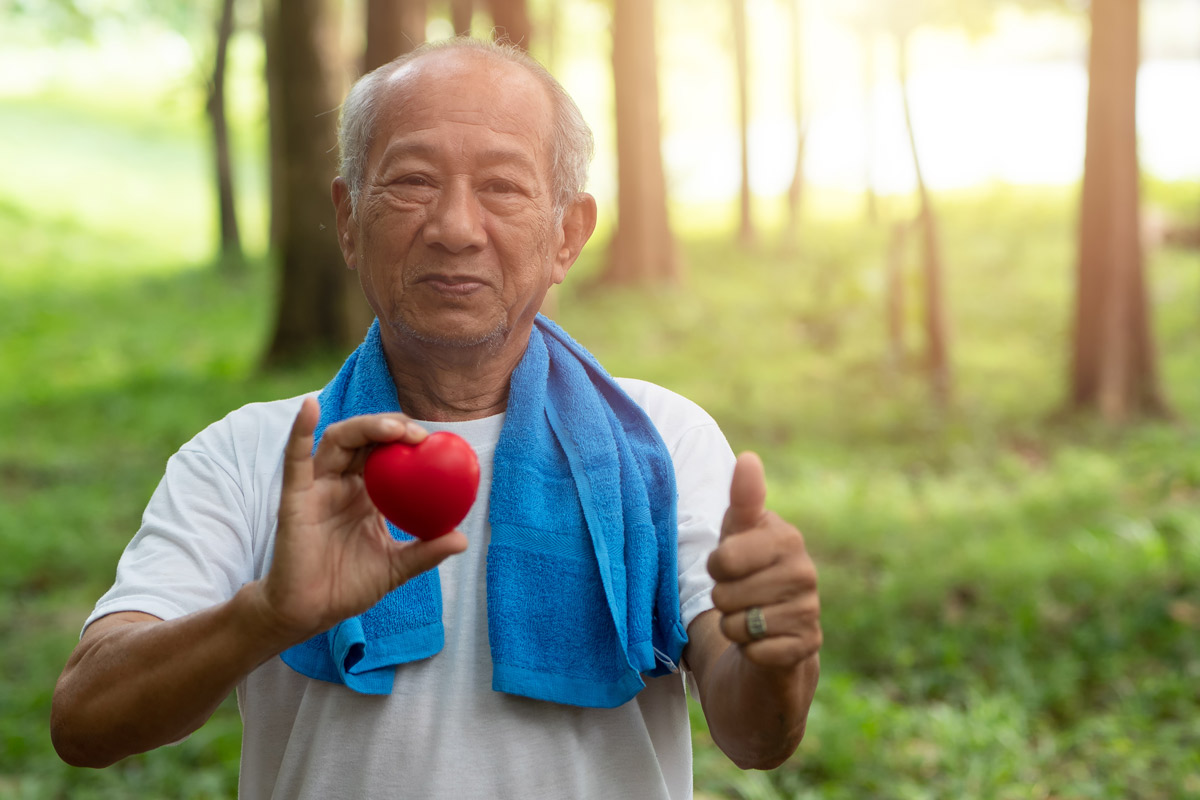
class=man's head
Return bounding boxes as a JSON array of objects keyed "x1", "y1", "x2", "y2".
[
  {"x1": 330, "y1": 39, "x2": 598, "y2": 358},
  {"x1": 339, "y1": 38, "x2": 594, "y2": 223}
]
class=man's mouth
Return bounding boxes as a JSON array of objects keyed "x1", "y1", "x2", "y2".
[{"x1": 419, "y1": 274, "x2": 487, "y2": 296}]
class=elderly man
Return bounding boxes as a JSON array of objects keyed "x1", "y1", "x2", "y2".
[{"x1": 52, "y1": 38, "x2": 820, "y2": 799}]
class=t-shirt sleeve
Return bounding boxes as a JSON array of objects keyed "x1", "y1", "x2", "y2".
[
  {"x1": 83, "y1": 439, "x2": 259, "y2": 635},
  {"x1": 620, "y1": 378, "x2": 737, "y2": 631},
  {"x1": 670, "y1": 419, "x2": 736, "y2": 631}
]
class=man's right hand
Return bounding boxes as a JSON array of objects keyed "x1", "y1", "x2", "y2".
[
  {"x1": 254, "y1": 396, "x2": 468, "y2": 644},
  {"x1": 51, "y1": 396, "x2": 468, "y2": 768}
]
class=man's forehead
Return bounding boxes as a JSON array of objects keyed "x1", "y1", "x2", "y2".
[
  {"x1": 382, "y1": 48, "x2": 549, "y2": 111},
  {"x1": 368, "y1": 48, "x2": 555, "y2": 165}
]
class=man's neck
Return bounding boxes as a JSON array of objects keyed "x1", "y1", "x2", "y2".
[{"x1": 381, "y1": 334, "x2": 526, "y2": 422}]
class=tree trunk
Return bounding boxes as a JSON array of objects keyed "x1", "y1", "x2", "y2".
[
  {"x1": 603, "y1": 0, "x2": 679, "y2": 284},
  {"x1": 365, "y1": 0, "x2": 426, "y2": 72},
  {"x1": 782, "y1": 0, "x2": 805, "y2": 254},
  {"x1": 885, "y1": 218, "x2": 913, "y2": 373},
  {"x1": 863, "y1": 29, "x2": 878, "y2": 225},
  {"x1": 732, "y1": 0, "x2": 754, "y2": 248},
  {"x1": 263, "y1": 0, "x2": 364, "y2": 364},
  {"x1": 450, "y1": 0, "x2": 473, "y2": 36},
  {"x1": 486, "y1": 0, "x2": 531, "y2": 49},
  {"x1": 265, "y1": 0, "x2": 285, "y2": 254},
  {"x1": 543, "y1": 0, "x2": 559, "y2": 72},
  {"x1": 209, "y1": 0, "x2": 243, "y2": 273},
  {"x1": 1068, "y1": 0, "x2": 1166, "y2": 421},
  {"x1": 897, "y1": 33, "x2": 951, "y2": 412}
]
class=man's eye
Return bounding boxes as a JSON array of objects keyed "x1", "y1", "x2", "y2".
[
  {"x1": 487, "y1": 180, "x2": 517, "y2": 194},
  {"x1": 397, "y1": 175, "x2": 432, "y2": 187}
]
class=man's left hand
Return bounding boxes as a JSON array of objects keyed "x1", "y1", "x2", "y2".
[{"x1": 706, "y1": 452, "x2": 822, "y2": 672}]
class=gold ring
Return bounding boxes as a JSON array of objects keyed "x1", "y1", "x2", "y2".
[{"x1": 746, "y1": 606, "x2": 768, "y2": 641}]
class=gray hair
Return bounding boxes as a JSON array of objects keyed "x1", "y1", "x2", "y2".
[{"x1": 338, "y1": 38, "x2": 594, "y2": 220}]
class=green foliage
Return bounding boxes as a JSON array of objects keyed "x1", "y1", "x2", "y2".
[
  {"x1": 0, "y1": 0, "x2": 229, "y2": 44},
  {"x1": 1, "y1": 0, "x2": 97, "y2": 40},
  {"x1": 566, "y1": 186, "x2": 1200, "y2": 798},
  {"x1": 3, "y1": 99, "x2": 1200, "y2": 799}
]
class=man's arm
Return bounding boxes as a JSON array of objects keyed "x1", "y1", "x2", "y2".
[
  {"x1": 51, "y1": 397, "x2": 466, "y2": 767},
  {"x1": 683, "y1": 452, "x2": 822, "y2": 770},
  {"x1": 52, "y1": 597, "x2": 295, "y2": 767}
]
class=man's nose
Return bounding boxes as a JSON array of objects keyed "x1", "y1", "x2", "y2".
[{"x1": 422, "y1": 180, "x2": 487, "y2": 253}]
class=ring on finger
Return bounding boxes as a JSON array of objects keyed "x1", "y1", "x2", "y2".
[{"x1": 745, "y1": 606, "x2": 768, "y2": 641}]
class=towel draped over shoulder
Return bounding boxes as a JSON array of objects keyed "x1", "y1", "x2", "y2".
[{"x1": 280, "y1": 315, "x2": 687, "y2": 708}]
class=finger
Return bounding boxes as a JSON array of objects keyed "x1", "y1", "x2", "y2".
[
  {"x1": 721, "y1": 451, "x2": 768, "y2": 540},
  {"x1": 386, "y1": 530, "x2": 469, "y2": 585},
  {"x1": 718, "y1": 596, "x2": 821, "y2": 647},
  {"x1": 738, "y1": 629, "x2": 823, "y2": 671},
  {"x1": 707, "y1": 511, "x2": 799, "y2": 582},
  {"x1": 314, "y1": 413, "x2": 423, "y2": 477},
  {"x1": 281, "y1": 396, "x2": 320, "y2": 495},
  {"x1": 710, "y1": 555, "x2": 818, "y2": 614}
]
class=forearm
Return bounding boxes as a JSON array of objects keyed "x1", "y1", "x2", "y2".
[
  {"x1": 687, "y1": 609, "x2": 820, "y2": 770},
  {"x1": 699, "y1": 642, "x2": 819, "y2": 770},
  {"x1": 51, "y1": 581, "x2": 295, "y2": 767}
]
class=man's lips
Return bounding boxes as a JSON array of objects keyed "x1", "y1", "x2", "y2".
[{"x1": 417, "y1": 274, "x2": 487, "y2": 295}]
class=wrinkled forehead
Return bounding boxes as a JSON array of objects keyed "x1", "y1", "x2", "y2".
[{"x1": 370, "y1": 49, "x2": 556, "y2": 168}]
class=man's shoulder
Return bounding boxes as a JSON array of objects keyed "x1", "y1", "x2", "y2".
[
  {"x1": 181, "y1": 392, "x2": 316, "y2": 462},
  {"x1": 614, "y1": 378, "x2": 722, "y2": 443}
]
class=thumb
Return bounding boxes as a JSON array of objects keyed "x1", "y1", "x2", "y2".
[
  {"x1": 281, "y1": 396, "x2": 320, "y2": 495},
  {"x1": 387, "y1": 530, "x2": 469, "y2": 588},
  {"x1": 721, "y1": 451, "x2": 768, "y2": 540}
]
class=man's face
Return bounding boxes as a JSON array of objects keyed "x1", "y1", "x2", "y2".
[{"x1": 338, "y1": 50, "x2": 572, "y2": 354}]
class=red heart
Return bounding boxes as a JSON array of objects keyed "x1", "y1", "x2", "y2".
[{"x1": 363, "y1": 432, "x2": 481, "y2": 540}]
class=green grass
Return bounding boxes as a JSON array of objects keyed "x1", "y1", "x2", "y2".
[{"x1": 2, "y1": 95, "x2": 1199, "y2": 799}]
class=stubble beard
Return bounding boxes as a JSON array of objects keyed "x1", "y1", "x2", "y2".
[
  {"x1": 387, "y1": 312, "x2": 510, "y2": 353},
  {"x1": 379, "y1": 222, "x2": 556, "y2": 354}
]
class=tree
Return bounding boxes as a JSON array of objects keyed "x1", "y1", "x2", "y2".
[
  {"x1": 543, "y1": 0, "x2": 560, "y2": 71},
  {"x1": 853, "y1": 0, "x2": 1072, "y2": 410},
  {"x1": 885, "y1": 218, "x2": 915, "y2": 371},
  {"x1": 263, "y1": 0, "x2": 364, "y2": 363},
  {"x1": 208, "y1": 0, "x2": 244, "y2": 273},
  {"x1": 838, "y1": 0, "x2": 967, "y2": 412},
  {"x1": 732, "y1": 0, "x2": 755, "y2": 247},
  {"x1": 894, "y1": 23, "x2": 951, "y2": 411},
  {"x1": 11, "y1": 0, "x2": 254, "y2": 273},
  {"x1": 450, "y1": 0, "x2": 473, "y2": 35},
  {"x1": 1067, "y1": 0, "x2": 1167, "y2": 421},
  {"x1": 602, "y1": 0, "x2": 680, "y2": 284},
  {"x1": 781, "y1": 0, "x2": 807, "y2": 253},
  {"x1": 486, "y1": 0, "x2": 532, "y2": 48},
  {"x1": 861, "y1": 25, "x2": 879, "y2": 225},
  {"x1": 365, "y1": 0, "x2": 426, "y2": 71}
]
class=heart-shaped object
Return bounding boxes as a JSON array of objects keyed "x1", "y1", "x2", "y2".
[{"x1": 363, "y1": 432, "x2": 481, "y2": 540}]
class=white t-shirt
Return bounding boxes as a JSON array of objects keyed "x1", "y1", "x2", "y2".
[{"x1": 87, "y1": 378, "x2": 736, "y2": 800}]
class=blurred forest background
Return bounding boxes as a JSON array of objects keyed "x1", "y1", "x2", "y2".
[{"x1": 2, "y1": 0, "x2": 1199, "y2": 797}]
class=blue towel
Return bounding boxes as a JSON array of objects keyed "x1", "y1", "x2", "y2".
[{"x1": 280, "y1": 316, "x2": 688, "y2": 708}]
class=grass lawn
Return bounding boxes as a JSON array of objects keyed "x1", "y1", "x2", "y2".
[{"x1": 1, "y1": 95, "x2": 1198, "y2": 799}]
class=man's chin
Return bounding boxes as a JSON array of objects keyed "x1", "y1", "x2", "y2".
[{"x1": 387, "y1": 315, "x2": 509, "y2": 351}]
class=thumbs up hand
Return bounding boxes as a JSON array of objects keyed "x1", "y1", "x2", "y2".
[{"x1": 706, "y1": 452, "x2": 822, "y2": 671}]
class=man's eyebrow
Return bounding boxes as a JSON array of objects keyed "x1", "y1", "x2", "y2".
[
  {"x1": 377, "y1": 141, "x2": 437, "y2": 164},
  {"x1": 476, "y1": 148, "x2": 540, "y2": 172},
  {"x1": 377, "y1": 141, "x2": 541, "y2": 172}
]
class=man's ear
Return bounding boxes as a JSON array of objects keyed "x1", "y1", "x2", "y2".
[
  {"x1": 551, "y1": 193, "x2": 598, "y2": 284},
  {"x1": 331, "y1": 177, "x2": 358, "y2": 270}
]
